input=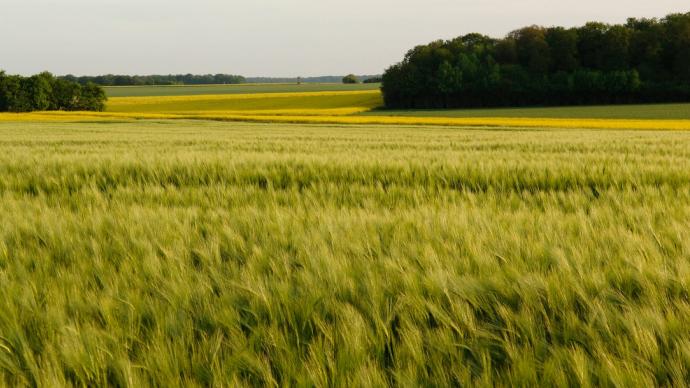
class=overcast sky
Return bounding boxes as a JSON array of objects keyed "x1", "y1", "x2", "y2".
[{"x1": 1, "y1": 0, "x2": 687, "y2": 77}]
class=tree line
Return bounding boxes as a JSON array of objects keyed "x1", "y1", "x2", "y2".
[
  {"x1": 382, "y1": 12, "x2": 690, "y2": 109},
  {"x1": 247, "y1": 75, "x2": 382, "y2": 84},
  {"x1": 62, "y1": 73, "x2": 246, "y2": 86},
  {"x1": 0, "y1": 71, "x2": 106, "y2": 112},
  {"x1": 342, "y1": 74, "x2": 383, "y2": 84}
]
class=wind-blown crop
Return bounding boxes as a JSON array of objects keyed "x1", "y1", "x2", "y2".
[{"x1": 1, "y1": 121, "x2": 690, "y2": 386}]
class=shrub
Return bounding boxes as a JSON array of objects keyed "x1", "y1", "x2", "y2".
[{"x1": 342, "y1": 74, "x2": 359, "y2": 84}]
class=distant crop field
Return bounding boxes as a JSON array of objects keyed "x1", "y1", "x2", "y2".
[
  {"x1": 1, "y1": 120, "x2": 690, "y2": 386},
  {"x1": 364, "y1": 102, "x2": 690, "y2": 120},
  {"x1": 104, "y1": 83, "x2": 381, "y2": 97},
  {"x1": 4, "y1": 87, "x2": 690, "y2": 129},
  {"x1": 106, "y1": 90, "x2": 384, "y2": 116},
  {"x1": 19, "y1": 90, "x2": 667, "y2": 130},
  {"x1": 4, "y1": 110, "x2": 690, "y2": 131}
]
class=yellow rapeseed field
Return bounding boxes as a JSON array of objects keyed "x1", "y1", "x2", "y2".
[
  {"x1": 108, "y1": 90, "x2": 382, "y2": 104},
  {"x1": 106, "y1": 90, "x2": 384, "y2": 114},
  {"x1": 3, "y1": 110, "x2": 690, "y2": 130}
]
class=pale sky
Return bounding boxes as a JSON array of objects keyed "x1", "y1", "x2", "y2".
[{"x1": 1, "y1": 0, "x2": 687, "y2": 77}]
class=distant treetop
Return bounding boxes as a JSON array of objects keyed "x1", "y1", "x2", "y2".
[
  {"x1": 363, "y1": 77, "x2": 382, "y2": 84},
  {"x1": 61, "y1": 74, "x2": 246, "y2": 86},
  {"x1": 245, "y1": 75, "x2": 381, "y2": 84},
  {"x1": 60, "y1": 74, "x2": 384, "y2": 86},
  {"x1": 342, "y1": 74, "x2": 359, "y2": 84}
]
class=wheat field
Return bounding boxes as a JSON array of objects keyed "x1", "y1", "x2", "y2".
[{"x1": 1, "y1": 120, "x2": 690, "y2": 386}]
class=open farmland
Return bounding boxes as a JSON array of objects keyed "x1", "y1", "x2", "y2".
[
  {"x1": 106, "y1": 90, "x2": 384, "y2": 116},
  {"x1": 5, "y1": 89, "x2": 690, "y2": 130},
  {"x1": 4, "y1": 1, "x2": 690, "y2": 387},
  {"x1": 104, "y1": 83, "x2": 381, "y2": 97},
  {"x1": 364, "y1": 102, "x2": 690, "y2": 120},
  {"x1": 1, "y1": 119, "x2": 690, "y2": 386}
]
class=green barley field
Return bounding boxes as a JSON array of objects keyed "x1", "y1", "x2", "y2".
[
  {"x1": 1, "y1": 120, "x2": 690, "y2": 387},
  {"x1": 364, "y1": 102, "x2": 690, "y2": 120}
]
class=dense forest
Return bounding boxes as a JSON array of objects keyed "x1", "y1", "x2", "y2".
[
  {"x1": 62, "y1": 74, "x2": 246, "y2": 86},
  {"x1": 382, "y1": 12, "x2": 690, "y2": 109},
  {"x1": 0, "y1": 71, "x2": 106, "y2": 112}
]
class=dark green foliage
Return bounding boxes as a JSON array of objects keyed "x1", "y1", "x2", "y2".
[
  {"x1": 342, "y1": 74, "x2": 359, "y2": 84},
  {"x1": 25, "y1": 72, "x2": 53, "y2": 111},
  {"x1": 78, "y1": 83, "x2": 107, "y2": 111},
  {"x1": 62, "y1": 73, "x2": 246, "y2": 86},
  {"x1": 512, "y1": 26, "x2": 550, "y2": 74},
  {"x1": 363, "y1": 77, "x2": 382, "y2": 84},
  {"x1": 382, "y1": 12, "x2": 690, "y2": 109},
  {"x1": 50, "y1": 78, "x2": 82, "y2": 110},
  {"x1": 245, "y1": 75, "x2": 381, "y2": 83},
  {"x1": 0, "y1": 73, "x2": 31, "y2": 112},
  {"x1": 545, "y1": 27, "x2": 578, "y2": 72},
  {"x1": 0, "y1": 72, "x2": 106, "y2": 112}
]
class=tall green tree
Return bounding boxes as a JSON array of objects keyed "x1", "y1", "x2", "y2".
[
  {"x1": 577, "y1": 22, "x2": 609, "y2": 69},
  {"x1": 600, "y1": 25, "x2": 631, "y2": 71},
  {"x1": 627, "y1": 17, "x2": 665, "y2": 80},
  {"x1": 26, "y1": 72, "x2": 54, "y2": 111},
  {"x1": 546, "y1": 27, "x2": 578, "y2": 72},
  {"x1": 50, "y1": 78, "x2": 82, "y2": 110},
  {"x1": 512, "y1": 26, "x2": 550, "y2": 74},
  {"x1": 0, "y1": 71, "x2": 8, "y2": 111},
  {"x1": 664, "y1": 13, "x2": 690, "y2": 81},
  {"x1": 78, "y1": 83, "x2": 107, "y2": 111}
]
